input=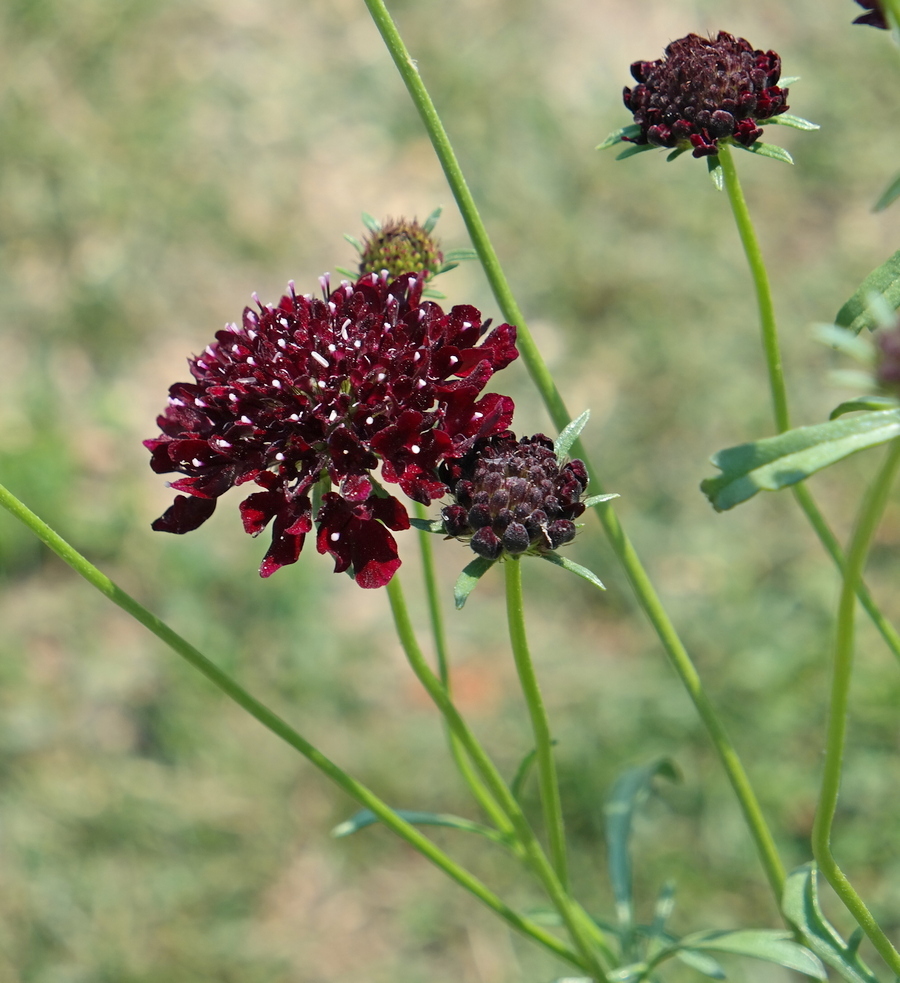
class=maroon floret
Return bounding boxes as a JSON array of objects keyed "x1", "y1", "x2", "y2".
[
  {"x1": 853, "y1": 0, "x2": 889, "y2": 28},
  {"x1": 146, "y1": 271, "x2": 517, "y2": 586}
]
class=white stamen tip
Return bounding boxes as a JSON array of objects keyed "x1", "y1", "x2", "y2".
[
  {"x1": 330, "y1": 532, "x2": 340, "y2": 542},
  {"x1": 411, "y1": 444, "x2": 420, "y2": 454},
  {"x1": 311, "y1": 351, "x2": 329, "y2": 368}
]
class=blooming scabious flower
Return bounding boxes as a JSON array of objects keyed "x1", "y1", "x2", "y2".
[
  {"x1": 623, "y1": 31, "x2": 789, "y2": 158},
  {"x1": 146, "y1": 271, "x2": 517, "y2": 588},
  {"x1": 439, "y1": 432, "x2": 588, "y2": 561},
  {"x1": 358, "y1": 218, "x2": 444, "y2": 281},
  {"x1": 853, "y1": 0, "x2": 889, "y2": 28}
]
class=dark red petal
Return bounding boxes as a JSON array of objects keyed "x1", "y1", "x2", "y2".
[{"x1": 151, "y1": 495, "x2": 217, "y2": 534}]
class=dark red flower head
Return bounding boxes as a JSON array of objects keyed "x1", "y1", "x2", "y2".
[
  {"x1": 853, "y1": 0, "x2": 889, "y2": 28},
  {"x1": 359, "y1": 217, "x2": 444, "y2": 281},
  {"x1": 146, "y1": 271, "x2": 517, "y2": 587},
  {"x1": 876, "y1": 318, "x2": 900, "y2": 392},
  {"x1": 439, "y1": 432, "x2": 588, "y2": 561},
  {"x1": 623, "y1": 31, "x2": 789, "y2": 158}
]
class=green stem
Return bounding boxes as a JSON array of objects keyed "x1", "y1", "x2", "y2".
[
  {"x1": 386, "y1": 575, "x2": 612, "y2": 980},
  {"x1": 0, "y1": 482, "x2": 584, "y2": 971},
  {"x1": 364, "y1": 0, "x2": 786, "y2": 909},
  {"x1": 413, "y1": 503, "x2": 515, "y2": 837},
  {"x1": 811, "y1": 439, "x2": 900, "y2": 975},
  {"x1": 718, "y1": 141, "x2": 900, "y2": 669},
  {"x1": 718, "y1": 143, "x2": 790, "y2": 432},
  {"x1": 505, "y1": 557, "x2": 569, "y2": 889}
]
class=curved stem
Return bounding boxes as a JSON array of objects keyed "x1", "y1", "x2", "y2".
[
  {"x1": 364, "y1": 0, "x2": 786, "y2": 909},
  {"x1": 386, "y1": 575, "x2": 612, "y2": 980},
  {"x1": 505, "y1": 557, "x2": 569, "y2": 889},
  {"x1": 811, "y1": 439, "x2": 900, "y2": 975},
  {"x1": 0, "y1": 483, "x2": 583, "y2": 970},
  {"x1": 718, "y1": 142, "x2": 900, "y2": 672},
  {"x1": 414, "y1": 503, "x2": 515, "y2": 836}
]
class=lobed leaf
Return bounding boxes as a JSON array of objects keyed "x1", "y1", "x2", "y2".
[
  {"x1": 332, "y1": 808, "x2": 507, "y2": 845},
  {"x1": 454, "y1": 556, "x2": 496, "y2": 609},
  {"x1": 675, "y1": 930, "x2": 826, "y2": 978},
  {"x1": 701, "y1": 410, "x2": 900, "y2": 511},
  {"x1": 604, "y1": 759, "x2": 680, "y2": 932},
  {"x1": 874, "y1": 171, "x2": 900, "y2": 212},
  {"x1": 596, "y1": 123, "x2": 642, "y2": 150},
  {"x1": 538, "y1": 552, "x2": 606, "y2": 590},
  {"x1": 830, "y1": 396, "x2": 900, "y2": 420},
  {"x1": 767, "y1": 113, "x2": 820, "y2": 131},
  {"x1": 736, "y1": 141, "x2": 794, "y2": 164},
  {"x1": 409, "y1": 517, "x2": 446, "y2": 534},
  {"x1": 554, "y1": 409, "x2": 590, "y2": 460},
  {"x1": 782, "y1": 864, "x2": 881, "y2": 983},
  {"x1": 835, "y1": 250, "x2": 900, "y2": 334}
]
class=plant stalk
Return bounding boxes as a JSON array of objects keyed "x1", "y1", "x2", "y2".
[
  {"x1": 505, "y1": 557, "x2": 569, "y2": 889},
  {"x1": 364, "y1": 0, "x2": 786, "y2": 907},
  {"x1": 811, "y1": 439, "x2": 900, "y2": 975},
  {"x1": 0, "y1": 482, "x2": 584, "y2": 971},
  {"x1": 386, "y1": 575, "x2": 612, "y2": 979}
]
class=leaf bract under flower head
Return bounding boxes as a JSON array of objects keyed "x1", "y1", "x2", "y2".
[{"x1": 145, "y1": 272, "x2": 518, "y2": 587}]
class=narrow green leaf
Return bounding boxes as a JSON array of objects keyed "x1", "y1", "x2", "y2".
[
  {"x1": 616, "y1": 143, "x2": 656, "y2": 161},
  {"x1": 361, "y1": 211, "x2": 381, "y2": 233},
  {"x1": 836, "y1": 250, "x2": 900, "y2": 334},
  {"x1": 554, "y1": 409, "x2": 590, "y2": 460},
  {"x1": 767, "y1": 113, "x2": 820, "y2": 131},
  {"x1": 666, "y1": 147, "x2": 688, "y2": 162},
  {"x1": 780, "y1": 75, "x2": 801, "y2": 85},
  {"x1": 830, "y1": 396, "x2": 900, "y2": 420},
  {"x1": 782, "y1": 863, "x2": 881, "y2": 983},
  {"x1": 333, "y1": 266, "x2": 359, "y2": 280},
  {"x1": 343, "y1": 233, "x2": 363, "y2": 251},
  {"x1": 332, "y1": 809, "x2": 507, "y2": 845},
  {"x1": 409, "y1": 517, "x2": 446, "y2": 534},
  {"x1": 596, "y1": 123, "x2": 642, "y2": 150},
  {"x1": 677, "y1": 930, "x2": 826, "y2": 979},
  {"x1": 675, "y1": 948, "x2": 727, "y2": 979},
  {"x1": 874, "y1": 172, "x2": 900, "y2": 212},
  {"x1": 707, "y1": 156, "x2": 724, "y2": 191},
  {"x1": 814, "y1": 323, "x2": 876, "y2": 364},
  {"x1": 701, "y1": 409, "x2": 900, "y2": 511},
  {"x1": 736, "y1": 141, "x2": 794, "y2": 164},
  {"x1": 444, "y1": 247, "x2": 479, "y2": 262},
  {"x1": 538, "y1": 552, "x2": 606, "y2": 590},
  {"x1": 604, "y1": 759, "x2": 680, "y2": 932},
  {"x1": 650, "y1": 882, "x2": 676, "y2": 939},
  {"x1": 454, "y1": 557, "x2": 496, "y2": 609},
  {"x1": 422, "y1": 205, "x2": 443, "y2": 233},
  {"x1": 583, "y1": 493, "x2": 619, "y2": 509}
]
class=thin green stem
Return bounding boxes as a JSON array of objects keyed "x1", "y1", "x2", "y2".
[
  {"x1": 811, "y1": 439, "x2": 900, "y2": 975},
  {"x1": 0, "y1": 483, "x2": 583, "y2": 969},
  {"x1": 364, "y1": 0, "x2": 786, "y2": 908},
  {"x1": 718, "y1": 142, "x2": 900, "y2": 669},
  {"x1": 386, "y1": 575, "x2": 612, "y2": 980},
  {"x1": 413, "y1": 503, "x2": 515, "y2": 836},
  {"x1": 505, "y1": 557, "x2": 569, "y2": 889},
  {"x1": 718, "y1": 143, "x2": 790, "y2": 432}
]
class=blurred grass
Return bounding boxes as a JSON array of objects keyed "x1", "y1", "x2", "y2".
[{"x1": 1, "y1": 0, "x2": 900, "y2": 980}]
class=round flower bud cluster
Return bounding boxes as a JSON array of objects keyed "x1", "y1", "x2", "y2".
[
  {"x1": 439, "y1": 433, "x2": 588, "y2": 561},
  {"x1": 359, "y1": 218, "x2": 444, "y2": 280},
  {"x1": 623, "y1": 31, "x2": 789, "y2": 158}
]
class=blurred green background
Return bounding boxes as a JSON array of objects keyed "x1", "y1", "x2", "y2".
[{"x1": 1, "y1": 0, "x2": 899, "y2": 980}]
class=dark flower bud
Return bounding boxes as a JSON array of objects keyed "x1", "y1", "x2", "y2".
[
  {"x1": 439, "y1": 431, "x2": 589, "y2": 560},
  {"x1": 876, "y1": 320, "x2": 900, "y2": 391},
  {"x1": 622, "y1": 31, "x2": 789, "y2": 158}
]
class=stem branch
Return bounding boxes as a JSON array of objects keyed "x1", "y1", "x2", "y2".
[
  {"x1": 811, "y1": 440, "x2": 900, "y2": 975},
  {"x1": 505, "y1": 557, "x2": 569, "y2": 888}
]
